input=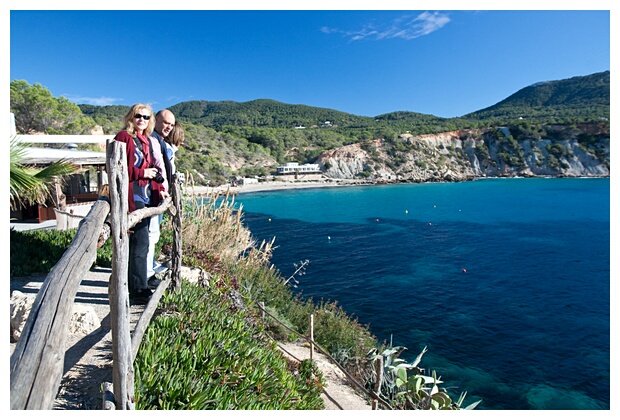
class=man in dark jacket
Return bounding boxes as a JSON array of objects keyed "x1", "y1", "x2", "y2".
[{"x1": 146, "y1": 109, "x2": 176, "y2": 285}]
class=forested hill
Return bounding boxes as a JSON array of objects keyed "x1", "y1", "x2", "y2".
[
  {"x1": 464, "y1": 71, "x2": 610, "y2": 122},
  {"x1": 78, "y1": 71, "x2": 610, "y2": 133},
  {"x1": 168, "y1": 99, "x2": 375, "y2": 130}
]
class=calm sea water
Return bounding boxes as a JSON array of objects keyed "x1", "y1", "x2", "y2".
[{"x1": 231, "y1": 178, "x2": 610, "y2": 410}]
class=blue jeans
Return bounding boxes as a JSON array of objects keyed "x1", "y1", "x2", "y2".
[
  {"x1": 128, "y1": 201, "x2": 151, "y2": 295},
  {"x1": 146, "y1": 214, "x2": 163, "y2": 277}
]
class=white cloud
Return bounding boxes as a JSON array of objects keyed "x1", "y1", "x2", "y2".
[
  {"x1": 322, "y1": 11, "x2": 451, "y2": 41},
  {"x1": 65, "y1": 96, "x2": 122, "y2": 106},
  {"x1": 410, "y1": 11, "x2": 451, "y2": 37}
]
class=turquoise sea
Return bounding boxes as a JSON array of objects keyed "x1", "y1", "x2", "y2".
[{"x1": 232, "y1": 178, "x2": 610, "y2": 410}]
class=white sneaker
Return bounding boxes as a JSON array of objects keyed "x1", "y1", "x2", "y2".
[{"x1": 154, "y1": 264, "x2": 167, "y2": 274}]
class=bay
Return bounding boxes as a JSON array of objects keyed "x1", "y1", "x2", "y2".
[{"x1": 231, "y1": 178, "x2": 610, "y2": 410}]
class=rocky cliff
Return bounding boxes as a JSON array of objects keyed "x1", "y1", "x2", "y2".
[{"x1": 316, "y1": 125, "x2": 610, "y2": 182}]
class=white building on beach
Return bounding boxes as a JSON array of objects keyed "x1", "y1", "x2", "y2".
[{"x1": 275, "y1": 162, "x2": 321, "y2": 175}]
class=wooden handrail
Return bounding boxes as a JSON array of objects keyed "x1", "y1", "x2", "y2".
[{"x1": 10, "y1": 140, "x2": 181, "y2": 410}]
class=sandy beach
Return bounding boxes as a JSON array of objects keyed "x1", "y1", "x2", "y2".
[{"x1": 186, "y1": 178, "x2": 375, "y2": 196}]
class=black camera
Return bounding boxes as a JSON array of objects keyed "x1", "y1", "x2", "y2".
[{"x1": 153, "y1": 170, "x2": 165, "y2": 184}]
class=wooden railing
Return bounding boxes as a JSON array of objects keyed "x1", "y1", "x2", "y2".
[{"x1": 10, "y1": 140, "x2": 183, "y2": 410}]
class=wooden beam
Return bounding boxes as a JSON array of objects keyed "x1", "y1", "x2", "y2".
[
  {"x1": 14, "y1": 134, "x2": 113, "y2": 144},
  {"x1": 9, "y1": 198, "x2": 111, "y2": 409},
  {"x1": 106, "y1": 140, "x2": 135, "y2": 410}
]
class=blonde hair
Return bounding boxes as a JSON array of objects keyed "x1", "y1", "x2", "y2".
[
  {"x1": 122, "y1": 103, "x2": 155, "y2": 136},
  {"x1": 167, "y1": 121, "x2": 185, "y2": 147}
]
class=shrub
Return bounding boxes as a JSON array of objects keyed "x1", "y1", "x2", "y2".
[
  {"x1": 366, "y1": 346, "x2": 481, "y2": 410},
  {"x1": 134, "y1": 282, "x2": 325, "y2": 409},
  {"x1": 546, "y1": 142, "x2": 568, "y2": 158},
  {"x1": 10, "y1": 228, "x2": 112, "y2": 276},
  {"x1": 180, "y1": 191, "x2": 379, "y2": 382}
]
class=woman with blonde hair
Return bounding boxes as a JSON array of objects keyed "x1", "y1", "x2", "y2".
[{"x1": 114, "y1": 103, "x2": 168, "y2": 305}]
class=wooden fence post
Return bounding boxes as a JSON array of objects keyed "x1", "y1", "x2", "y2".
[
  {"x1": 106, "y1": 140, "x2": 135, "y2": 410},
  {"x1": 170, "y1": 173, "x2": 183, "y2": 291},
  {"x1": 372, "y1": 355, "x2": 384, "y2": 410},
  {"x1": 309, "y1": 314, "x2": 314, "y2": 361}
]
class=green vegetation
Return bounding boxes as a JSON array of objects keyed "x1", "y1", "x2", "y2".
[
  {"x1": 10, "y1": 80, "x2": 97, "y2": 135},
  {"x1": 9, "y1": 138, "x2": 78, "y2": 210},
  {"x1": 10, "y1": 228, "x2": 112, "y2": 276},
  {"x1": 78, "y1": 104, "x2": 126, "y2": 135},
  {"x1": 465, "y1": 71, "x2": 610, "y2": 125},
  {"x1": 367, "y1": 346, "x2": 480, "y2": 410},
  {"x1": 169, "y1": 99, "x2": 373, "y2": 130},
  {"x1": 97, "y1": 72, "x2": 609, "y2": 183},
  {"x1": 134, "y1": 282, "x2": 326, "y2": 409},
  {"x1": 546, "y1": 143, "x2": 569, "y2": 159}
]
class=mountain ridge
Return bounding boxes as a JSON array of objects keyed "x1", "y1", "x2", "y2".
[{"x1": 79, "y1": 71, "x2": 610, "y2": 131}]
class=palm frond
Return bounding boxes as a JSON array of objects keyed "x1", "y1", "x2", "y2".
[{"x1": 10, "y1": 137, "x2": 78, "y2": 209}]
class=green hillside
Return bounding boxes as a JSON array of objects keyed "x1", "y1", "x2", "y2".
[
  {"x1": 464, "y1": 71, "x2": 610, "y2": 123},
  {"x1": 169, "y1": 99, "x2": 375, "y2": 130},
  {"x1": 77, "y1": 71, "x2": 610, "y2": 136}
]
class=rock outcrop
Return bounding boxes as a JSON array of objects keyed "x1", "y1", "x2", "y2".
[
  {"x1": 10, "y1": 290, "x2": 101, "y2": 342},
  {"x1": 10, "y1": 291, "x2": 35, "y2": 342},
  {"x1": 315, "y1": 126, "x2": 609, "y2": 182}
]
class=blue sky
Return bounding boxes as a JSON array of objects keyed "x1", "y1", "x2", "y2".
[{"x1": 7, "y1": 3, "x2": 612, "y2": 119}]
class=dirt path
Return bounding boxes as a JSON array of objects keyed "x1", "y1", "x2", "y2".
[
  {"x1": 278, "y1": 341, "x2": 371, "y2": 410},
  {"x1": 10, "y1": 267, "x2": 371, "y2": 410},
  {"x1": 10, "y1": 267, "x2": 136, "y2": 409}
]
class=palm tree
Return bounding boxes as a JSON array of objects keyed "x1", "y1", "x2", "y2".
[{"x1": 10, "y1": 137, "x2": 78, "y2": 210}]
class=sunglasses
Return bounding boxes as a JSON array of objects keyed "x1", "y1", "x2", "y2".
[{"x1": 134, "y1": 114, "x2": 151, "y2": 120}]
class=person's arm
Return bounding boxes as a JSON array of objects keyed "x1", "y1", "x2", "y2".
[{"x1": 149, "y1": 136, "x2": 169, "y2": 192}]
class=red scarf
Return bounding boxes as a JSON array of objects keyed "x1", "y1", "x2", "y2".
[{"x1": 135, "y1": 132, "x2": 152, "y2": 187}]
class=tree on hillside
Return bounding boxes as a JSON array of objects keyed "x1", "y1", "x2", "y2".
[{"x1": 10, "y1": 80, "x2": 97, "y2": 134}]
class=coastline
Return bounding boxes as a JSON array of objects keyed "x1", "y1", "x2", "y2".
[
  {"x1": 186, "y1": 179, "x2": 374, "y2": 196},
  {"x1": 182, "y1": 174, "x2": 610, "y2": 197}
]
